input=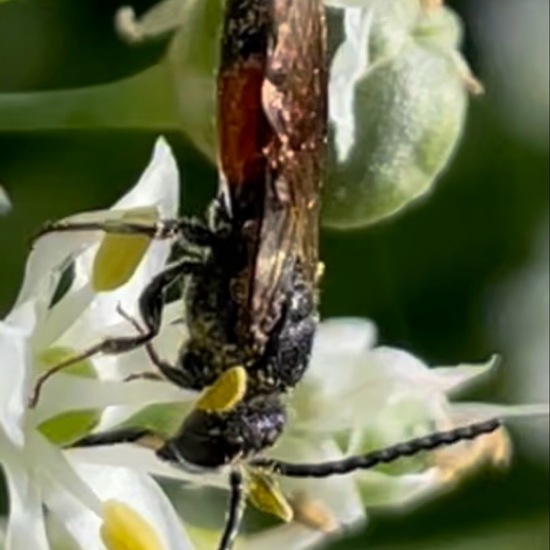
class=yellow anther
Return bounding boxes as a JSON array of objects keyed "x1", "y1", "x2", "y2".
[
  {"x1": 290, "y1": 492, "x2": 338, "y2": 534},
  {"x1": 247, "y1": 470, "x2": 294, "y2": 523},
  {"x1": 435, "y1": 426, "x2": 512, "y2": 484},
  {"x1": 100, "y1": 500, "x2": 164, "y2": 550},
  {"x1": 92, "y1": 207, "x2": 158, "y2": 292},
  {"x1": 196, "y1": 366, "x2": 248, "y2": 413}
]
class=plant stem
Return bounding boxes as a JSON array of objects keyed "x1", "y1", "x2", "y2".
[{"x1": 0, "y1": 63, "x2": 179, "y2": 133}]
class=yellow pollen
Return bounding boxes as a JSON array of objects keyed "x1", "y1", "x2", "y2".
[
  {"x1": 196, "y1": 366, "x2": 248, "y2": 413},
  {"x1": 100, "y1": 500, "x2": 164, "y2": 550},
  {"x1": 247, "y1": 470, "x2": 294, "y2": 523}
]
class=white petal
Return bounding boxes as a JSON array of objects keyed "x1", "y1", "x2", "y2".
[
  {"x1": 68, "y1": 445, "x2": 228, "y2": 490},
  {"x1": 312, "y1": 317, "x2": 377, "y2": 360},
  {"x1": 450, "y1": 402, "x2": 550, "y2": 423},
  {"x1": 35, "y1": 283, "x2": 95, "y2": 351},
  {"x1": 2, "y1": 446, "x2": 50, "y2": 550},
  {"x1": 150, "y1": 300, "x2": 188, "y2": 364},
  {"x1": 48, "y1": 299, "x2": 189, "y2": 429},
  {"x1": 33, "y1": 375, "x2": 189, "y2": 424},
  {"x1": 61, "y1": 249, "x2": 169, "y2": 358},
  {"x1": 350, "y1": 396, "x2": 440, "y2": 454},
  {"x1": 290, "y1": 370, "x2": 393, "y2": 434},
  {"x1": 14, "y1": 227, "x2": 93, "y2": 310},
  {"x1": 293, "y1": 318, "x2": 381, "y2": 431},
  {"x1": 30, "y1": 433, "x2": 103, "y2": 516},
  {"x1": 354, "y1": 468, "x2": 442, "y2": 508},
  {"x1": 0, "y1": 301, "x2": 37, "y2": 446},
  {"x1": 272, "y1": 436, "x2": 365, "y2": 525},
  {"x1": 49, "y1": 464, "x2": 193, "y2": 550},
  {"x1": 113, "y1": 137, "x2": 179, "y2": 219},
  {"x1": 430, "y1": 356, "x2": 499, "y2": 395},
  {"x1": 329, "y1": 6, "x2": 372, "y2": 161},
  {"x1": 354, "y1": 346, "x2": 491, "y2": 397},
  {"x1": 365, "y1": 346, "x2": 431, "y2": 381}
]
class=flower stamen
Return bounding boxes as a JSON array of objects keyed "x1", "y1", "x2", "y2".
[{"x1": 100, "y1": 500, "x2": 164, "y2": 550}]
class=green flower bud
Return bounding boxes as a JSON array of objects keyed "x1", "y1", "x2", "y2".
[{"x1": 323, "y1": 0, "x2": 478, "y2": 229}]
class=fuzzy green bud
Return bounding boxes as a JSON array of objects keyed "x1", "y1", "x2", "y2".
[{"x1": 323, "y1": 0, "x2": 479, "y2": 229}]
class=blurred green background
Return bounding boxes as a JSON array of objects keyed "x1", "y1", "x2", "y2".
[{"x1": 0, "y1": 1, "x2": 548, "y2": 549}]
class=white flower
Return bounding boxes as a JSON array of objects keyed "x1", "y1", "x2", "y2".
[
  {"x1": 72, "y1": 318, "x2": 547, "y2": 550},
  {"x1": 290, "y1": 319, "x2": 547, "y2": 508},
  {"x1": 0, "y1": 138, "x2": 194, "y2": 550},
  {"x1": 2, "y1": 137, "x2": 547, "y2": 550}
]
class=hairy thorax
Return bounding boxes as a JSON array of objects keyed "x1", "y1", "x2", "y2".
[{"x1": 176, "y1": 228, "x2": 318, "y2": 397}]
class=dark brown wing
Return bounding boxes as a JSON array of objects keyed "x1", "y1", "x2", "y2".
[
  {"x1": 251, "y1": 0, "x2": 327, "y2": 341},
  {"x1": 217, "y1": 0, "x2": 271, "y2": 218},
  {"x1": 217, "y1": 0, "x2": 273, "y2": 347}
]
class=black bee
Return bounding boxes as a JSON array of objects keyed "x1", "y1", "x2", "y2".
[{"x1": 29, "y1": 1, "x2": 502, "y2": 549}]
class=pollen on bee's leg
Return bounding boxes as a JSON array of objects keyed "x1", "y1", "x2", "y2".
[
  {"x1": 247, "y1": 470, "x2": 294, "y2": 523},
  {"x1": 100, "y1": 500, "x2": 164, "y2": 550},
  {"x1": 196, "y1": 366, "x2": 248, "y2": 413}
]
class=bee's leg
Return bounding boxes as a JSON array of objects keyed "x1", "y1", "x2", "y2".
[
  {"x1": 32, "y1": 217, "x2": 215, "y2": 247},
  {"x1": 28, "y1": 258, "x2": 201, "y2": 408},
  {"x1": 217, "y1": 470, "x2": 246, "y2": 550},
  {"x1": 68, "y1": 427, "x2": 165, "y2": 452},
  {"x1": 115, "y1": 304, "x2": 192, "y2": 389},
  {"x1": 251, "y1": 419, "x2": 502, "y2": 478},
  {"x1": 123, "y1": 371, "x2": 163, "y2": 382}
]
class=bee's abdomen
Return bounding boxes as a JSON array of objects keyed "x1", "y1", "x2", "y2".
[{"x1": 250, "y1": 270, "x2": 318, "y2": 393}]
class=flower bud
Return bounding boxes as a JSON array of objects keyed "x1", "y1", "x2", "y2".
[{"x1": 323, "y1": 0, "x2": 478, "y2": 229}]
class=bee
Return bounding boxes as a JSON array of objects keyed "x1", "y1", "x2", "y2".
[{"x1": 28, "y1": 1, "x2": 502, "y2": 549}]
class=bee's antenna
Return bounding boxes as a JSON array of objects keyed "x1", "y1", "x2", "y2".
[
  {"x1": 251, "y1": 418, "x2": 502, "y2": 478},
  {"x1": 217, "y1": 470, "x2": 246, "y2": 550}
]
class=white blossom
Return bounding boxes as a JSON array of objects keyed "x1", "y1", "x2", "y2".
[
  {"x1": 1, "y1": 137, "x2": 547, "y2": 550},
  {"x1": 0, "y1": 138, "x2": 193, "y2": 550}
]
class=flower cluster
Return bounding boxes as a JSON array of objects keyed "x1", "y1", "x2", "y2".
[{"x1": 0, "y1": 139, "x2": 546, "y2": 550}]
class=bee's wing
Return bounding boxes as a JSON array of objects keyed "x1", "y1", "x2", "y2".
[{"x1": 251, "y1": 0, "x2": 327, "y2": 342}]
